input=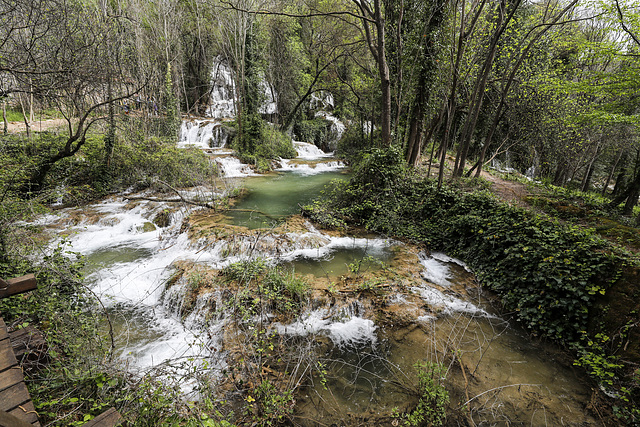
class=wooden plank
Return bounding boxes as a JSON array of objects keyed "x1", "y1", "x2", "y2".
[
  {"x1": 82, "y1": 407, "x2": 123, "y2": 427},
  {"x1": 0, "y1": 319, "x2": 8, "y2": 343},
  {"x1": 8, "y1": 401, "x2": 39, "y2": 426},
  {"x1": 0, "y1": 275, "x2": 37, "y2": 299},
  {"x1": 0, "y1": 409, "x2": 34, "y2": 427},
  {"x1": 0, "y1": 340, "x2": 18, "y2": 372},
  {"x1": 10, "y1": 326, "x2": 46, "y2": 360},
  {"x1": 0, "y1": 382, "x2": 30, "y2": 412},
  {"x1": 0, "y1": 367, "x2": 25, "y2": 393}
]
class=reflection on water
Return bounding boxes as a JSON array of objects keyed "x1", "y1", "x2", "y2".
[{"x1": 286, "y1": 242, "x2": 392, "y2": 278}]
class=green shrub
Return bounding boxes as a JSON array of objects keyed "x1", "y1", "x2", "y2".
[
  {"x1": 336, "y1": 124, "x2": 371, "y2": 161},
  {"x1": 405, "y1": 361, "x2": 449, "y2": 426},
  {"x1": 293, "y1": 118, "x2": 330, "y2": 147},
  {"x1": 232, "y1": 116, "x2": 296, "y2": 172}
]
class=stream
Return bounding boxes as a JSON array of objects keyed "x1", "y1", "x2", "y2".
[{"x1": 38, "y1": 141, "x2": 596, "y2": 425}]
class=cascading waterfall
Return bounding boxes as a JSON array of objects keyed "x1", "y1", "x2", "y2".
[
  {"x1": 206, "y1": 57, "x2": 237, "y2": 120},
  {"x1": 179, "y1": 120, "x2": 230, "y2": 149},
  {"x1": 32, "y1": 55, "x2": 594, "y2": 424}
]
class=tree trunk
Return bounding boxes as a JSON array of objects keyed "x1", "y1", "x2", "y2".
[
  {"x1": 623, "y1": 182, "x2": 640, "y2": 215},
  {"x1": 375, "y1": 0, "x2": 392, "y2": 146},
  {"x1": 105, "y1": 78, "x2": 115, "y2": 167},
  {"x1": 454, "y1": 0, "x2": 521, "y2": 178},
  {"x1": 609, "y1": 154, "x2": 640, "y2": 213},
  {"x1": 2, "y1": 102, "x2": 7, "y2": 135},
  {"x1": 602, "y1": 150, "x2": 624, "y2": 196},
  {"x1": 355, "y1": 0, "x2": 391, "y2": 146},
  {"x1": 19, "y1": 94, "x2": 30, "y2": 138},
  {"x1": 406, "y1": 70, "x2": 427, "y2": 166},
  {"x1": 553, "y1": 160, "x2": 568, "y2": 186}
]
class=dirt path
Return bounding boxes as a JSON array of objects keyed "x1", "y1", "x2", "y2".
[
  {"x1": 478, "y1": 168, "x2": 531, "y2": 205},
  {"x1": 5, "y1": 118, "x2": 68, "y2": 133}
]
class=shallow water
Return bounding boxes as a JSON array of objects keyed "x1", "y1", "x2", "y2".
[
  {"x1": 224, "y1": 170, "x2": 347, "y2": 229},
  {"x1": 41, "y1": 146, "x2": 596, "y2": 424},
  {"x1": 293, "y1": 254, "x2": 595, "y2": 426}
]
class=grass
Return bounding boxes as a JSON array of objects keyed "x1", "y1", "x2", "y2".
[{"x1": 2, "y1": 105, "x2": 64, "y2": 122}]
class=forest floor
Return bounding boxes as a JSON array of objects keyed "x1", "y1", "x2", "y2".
[
  {"x1": 477, "y1": 168, "x2": 530, "y2": 205},
  {"x1": 6, "y1": 118, "x2": 68, "y2": 133}
]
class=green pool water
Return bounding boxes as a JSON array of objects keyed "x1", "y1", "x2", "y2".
[{"x1": 225, "y1": 170, "x2": 348, "y2": 229}]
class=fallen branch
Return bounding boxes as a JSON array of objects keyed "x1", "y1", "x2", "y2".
[{"x1": 460, "y1": 383, "x2": 541, "y2": 409}]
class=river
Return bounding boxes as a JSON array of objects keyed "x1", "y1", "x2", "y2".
[{"x1": 38, "y1": 142, "x2": 595, "y2": 425}]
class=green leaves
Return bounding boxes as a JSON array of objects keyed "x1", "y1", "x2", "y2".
[{"x1": 311, "y1": 156, "x2": 620, "y2": 345}]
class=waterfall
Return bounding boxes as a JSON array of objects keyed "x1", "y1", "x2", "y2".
[
  {"x1": 315, "y1": 111, "x2": 345, "y2": 151},
  {"x1": 293, "y1": 141, "x2": 332, "y2": 159},
  {"x1": 206, "y1": 57, "x2": 236, "y2": 119},
  {"x1": 179, "y1": 120, "x2": 230, "y2": 149},
  {"x1": 204, "y1": 56, "x2": 277, "y2": 119},
  {"x1": 214, "y1": 156, "x2": 257, "y2": 178},
  {"x1": 274, "y1": 303, "x2": 378, "y2": 348}
]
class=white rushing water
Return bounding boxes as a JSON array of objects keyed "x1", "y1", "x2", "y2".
[
  {"x1": 275, "y1": 141, "x2": 345, "y2": 175},
  {"x1": 205, "y1": 56, "x2": 276, "y2": 119},
  {"x1": 214, "y1": 156, "x2": 257, "y2": 178},
  {"x1": 179, "y1": 120, "x2": 230, "y2": 149},
  {"x1": 277, "y1": 159, "x2": 345, "y2": 176},
  {"x1": 314, "y1": 111, "x2": 346, "y2": 151},
  {"x1": 45, "y1": 189, "x2": 392, "y2": 380},
  {"x1": 206, "y1": 57, "x2": 237, "y2": 119},
  {"x1": 275, "y1": 301, "x2": 377, "y2": 348},
  {"x1": 413, "y1": 252, "x2": 489, "y2": 317},
  {"x1": 293, "y1": 141, "x2": 333, "y2": 159}
]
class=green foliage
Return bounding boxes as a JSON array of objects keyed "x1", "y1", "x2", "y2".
[
  {"x1": 2, "y1": 131, "x2": 215, "y2": 203},
  {"x1": 222, "y1": 258, "x2": 269, "y2": 282},
  {"x1": 405, "y1": 361, "x2": 449, "y2": 427},
  {"x1": 3, "y1": 106, "x2": 26, "y2": 122},
  {"x1": 293, "y1": 118, "x2": 331, "y2": 148},
  {"x1": 233, "y1": 118, "x2": 296, "y2": 172},
  {"x1": 223, "y1": 259, "x2": 308, "y2": 317},
  {"x1": 109, "y1": 136, "x2": 215, "y2": 191},
  {"x1": 574, "y1": 333, "x2": 622, "y2": 390},
  {"x1": 246, "y1": 379, "x2": 294, "y2": 425},
  {"x1": 336, "y1": 124, "x2": 372, "y2": 162}
]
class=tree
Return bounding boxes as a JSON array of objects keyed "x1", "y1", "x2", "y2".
[{"x1": 0, "y1": 0, "x2": 141, "y2": 194}]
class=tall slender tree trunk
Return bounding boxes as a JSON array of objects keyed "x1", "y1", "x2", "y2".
[
  {"x1": 2, "y1": 102, "x2": 7, "y2": 135},
  {"x1": 406, "y1": 72, "x2": 427, "y2": 166},
  {"x1": 454, "y1": 0, "x2": 521, "y2": 178},
  {"x1": 602, "y1": 150, "x2": 624, "y2": 196},
  {"x1": 375, "y1": 0, "x2": 392, "y2": 146}
]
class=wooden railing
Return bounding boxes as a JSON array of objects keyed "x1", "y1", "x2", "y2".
[{"x1": 0, "y1": 275, "x2": 122, "y2": 427}]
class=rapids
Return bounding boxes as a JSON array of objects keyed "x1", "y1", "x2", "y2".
[{"x1": 38, "y1": 142, "x2": 596, "y2": 424}]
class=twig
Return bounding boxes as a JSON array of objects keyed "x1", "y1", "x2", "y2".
[{"x1": 460, "y1": 383, "x2": 541, "y2": 408}]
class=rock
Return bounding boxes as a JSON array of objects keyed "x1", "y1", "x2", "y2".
[{"x1": 153, "y1": 210, "x2": 171, "y2": 228}]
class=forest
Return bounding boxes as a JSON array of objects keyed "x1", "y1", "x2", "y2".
[{"x1": 1, "y1": 0, "x2": 640, "y2": 425}]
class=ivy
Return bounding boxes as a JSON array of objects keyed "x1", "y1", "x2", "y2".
[{"x1": 305, "y1": 146, "x2": 621, "y2": 346}]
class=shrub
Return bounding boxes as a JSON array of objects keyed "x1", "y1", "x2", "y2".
[{"x1": 405, "y1": 361, "x2": 449, "y2": 426}]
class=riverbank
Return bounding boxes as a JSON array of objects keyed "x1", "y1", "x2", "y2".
[{"x1": 303, "y1": 147, "x2": 640, "y2": 425}]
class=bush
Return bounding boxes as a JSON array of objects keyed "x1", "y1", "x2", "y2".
[
  {"x1": 293, "y1": 118, "x2": 330, "y2": 147},
  {"x1": 232, "y1": 116, "x2": 296, "y2": 172},
  {"x1": 336, "y1": 124, "x2": 371, "y2": 161},
  {"x1": 405, "y1": 362, "x2": 449, "y2": 426}
]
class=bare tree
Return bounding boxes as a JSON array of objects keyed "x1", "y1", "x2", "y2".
[{"x1": 1, "y1": 0, "x2": 142, "y2": 194}]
